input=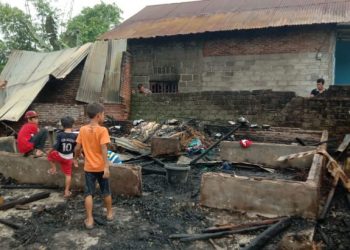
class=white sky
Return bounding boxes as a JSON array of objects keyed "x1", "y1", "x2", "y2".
[{"x1": 1, "y1": 0, "x2": 196, "y2": 21}]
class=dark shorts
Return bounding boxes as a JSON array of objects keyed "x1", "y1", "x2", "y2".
[{"x1": 84, "y1": 172, "x2": 111, "y2": 197}]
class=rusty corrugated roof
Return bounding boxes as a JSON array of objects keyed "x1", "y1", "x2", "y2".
[
  {"x1": 100, "y1": 0, "x2": 350, "y2": 40},
  {"x1": 0, "y1": 43, "x2": 91, "y2": 121}
]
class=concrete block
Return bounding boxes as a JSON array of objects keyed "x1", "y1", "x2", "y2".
[
  {"x1": 180, "y1": 74, "x2": 193, "y2": 81},
  {"x1": 151, "y1": 137, "x2": 181, "y2": 157},
  {"x1": 0, "y1": 152, "x2": 142, "y2": 197}
]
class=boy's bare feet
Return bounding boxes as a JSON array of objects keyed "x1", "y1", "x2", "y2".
[
  {"x1": 34, "y1": 149, "x2": 45, "y2": 158},
  {"x1": 64, "y1": 191, "x2": 72, "y2": 198},
  {"x1": 106, "y1": 214, "x2": 114, "y2": 221},
  {"x1": 84, "y1": 219, "x2": 94, "y2": 229},
  {"x1": 47, "y1": 168, "x2": 57, "y2": 175}
]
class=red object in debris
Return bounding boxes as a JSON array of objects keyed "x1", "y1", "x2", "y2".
[{"x1": 240, "y1": 139, "x2": 253, "y2": 148}]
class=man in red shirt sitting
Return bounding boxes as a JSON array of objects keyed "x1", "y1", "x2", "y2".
[{"x1": 17, "y1": 110, "x2": 48, "y2": 157}]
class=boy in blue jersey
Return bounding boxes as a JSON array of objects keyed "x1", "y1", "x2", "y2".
[{"x1": 47, "y1": 116, "x2": 78, "y2": 198}]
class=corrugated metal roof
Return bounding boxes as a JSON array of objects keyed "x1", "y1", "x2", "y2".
[
  {"x1": 0, "y1": 43, "x2": 91, "y2": 121},
  {"x1": 100, "y1": 0, "x2": 350, "y2": 40},
  {"x1": 76, "y1": 40, "x2": 127, "y2": 103},
  {"x1": 76, "y1": 41, "x2": 109, "y2": 103},
  {"x1": 102, "y1": 40, "x2": 127, "y2": 103}
]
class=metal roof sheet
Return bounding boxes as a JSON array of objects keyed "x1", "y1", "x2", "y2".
[
  {"x1": 76, "y1": 40, "x2": 127, "y2": 104},
  {"x1": 100, "y1": 0, "x2": 350, "y2": 40},
  {"x1": 0, "y1": 43, "x2": 91, "y2": 121}
]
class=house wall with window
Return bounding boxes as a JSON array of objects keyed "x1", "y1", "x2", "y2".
[{"x1": 129, "y1": 25, "x2": 335, "y2": 97}]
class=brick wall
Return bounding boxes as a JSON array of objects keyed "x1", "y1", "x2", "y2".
[
  {"x1": 35, "y1": 62, "x2": 84, "y2": 104},
  {"x1": 131, "y1": 90, "x2": 296, "y2": 124},
  {"x1": 131, "y1": 86, "x2": 350, "y2": 137},
  {"x1": 31, "y1": 103, "x2": 86, "y2": 126},
  {"x1": 28, "y1": 51, "x2": 132, "y2": 127},
  {"x1": 203, "y1": 27, "x2": 332, "y2": 56},
  {"x1": 280, "y1": 86, "x2": 350, "y2": 136},
  {"x1": 129, "y1": 24, "x2": 335, "y2": 96}
]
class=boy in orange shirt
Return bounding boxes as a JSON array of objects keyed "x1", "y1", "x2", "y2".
[{"x1": 74, "y1": 103, "x2": 113, "y2": 229}]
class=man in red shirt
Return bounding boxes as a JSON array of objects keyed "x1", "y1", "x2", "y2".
[{"x1": 17, "y1": 110, "x2": 48, "y2": 157}]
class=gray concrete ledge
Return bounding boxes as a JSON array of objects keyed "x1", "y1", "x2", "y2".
[{"x1": 200, "y1": 172, "x2": 319, "y2": 218}]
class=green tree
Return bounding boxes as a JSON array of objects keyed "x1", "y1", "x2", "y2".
[
  {"x1": 0, "y1": 0, "x2": 61, "y2": 68},
  {"x1": 0, "y1": 1, "x2": 122, "y2": 69},
  {"x1": 29, "y1": 0, "x2": 61, "y2": 50},
  {"x1": 0, "y1": 4, "x2": 38, "y2": 52},
  {"x1": 62, "y1": 2, "x2": 122, "y2": 47}
]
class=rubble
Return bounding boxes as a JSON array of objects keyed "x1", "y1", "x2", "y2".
[{"x1": 0, "y1": 118, "x2": 349, "y2": 249}]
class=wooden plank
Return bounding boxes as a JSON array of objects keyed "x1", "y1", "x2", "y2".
[
  {"x1": 336, "y1": 134, "x2": 350, "y2": 153},
  {"x1": 276, "y1": 150, "x2": 316, "y2": 162}
]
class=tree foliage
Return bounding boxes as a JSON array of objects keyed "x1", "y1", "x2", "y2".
[
  {"x1": 62, "y1": 2, "x2": 122, "y2": 47},
  {"x1": 0, "y1": 1, "x2": 122, "y2": 69}
]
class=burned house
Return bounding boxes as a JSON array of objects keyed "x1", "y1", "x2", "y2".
[{"x1": 0, "y1": 40, "x2": 131, "y2": 135}]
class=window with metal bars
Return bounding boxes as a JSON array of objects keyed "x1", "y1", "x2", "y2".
[{"x1": 150, "y1": 81, "x2": 178, "y2": 93}]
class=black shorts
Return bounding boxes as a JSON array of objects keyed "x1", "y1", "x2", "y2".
[{"x1": 84, "y1": 171, "x2": 111, "y2": 197}]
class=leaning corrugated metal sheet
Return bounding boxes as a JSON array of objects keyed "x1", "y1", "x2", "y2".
[
  {"x1": 76, "y1": 40, "x2": 127, "y2": 103},
  {"x1": 100, "y1": 0, "x2": 350, "y2": 40},
  {"x1": 0, "y1": 43, "x2": 91, "y2": 121}
]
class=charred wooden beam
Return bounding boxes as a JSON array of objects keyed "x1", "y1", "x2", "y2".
[
  {"x1": 202, "y1": 218, "x2": 283, "y2": 233},
  {"x1": 170, "y1": 225, "x2": 269, "y2": 242},
  {"x1": 0, "y1": 218, "x2": 21, "y2": 229},
  {"x1": 142, "y1": 166, "x2": 166, "y2": 176},
  {"x1": 242, "y1": 217, "x2": 292, "y2": 250},
  {"x1": 0, "y1": 191, "x2": 50, "y2": 210},
  {"x1": 190, "y1": 124, "x2": 242, "y2": 165}
]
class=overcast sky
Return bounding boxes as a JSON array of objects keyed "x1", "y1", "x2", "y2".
[{"x1": 1, "y1": 0, "x2": 196, "y2": 21}]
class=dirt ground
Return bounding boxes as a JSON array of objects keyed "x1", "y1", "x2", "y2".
[{"x1": 2, "y1": 162, "x2": 348, "y2": 250}]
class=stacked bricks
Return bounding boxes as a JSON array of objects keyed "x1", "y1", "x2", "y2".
[
  {"x1": 131, "y1": 87, "x2": 350, "y2": 138},
  {"x1": 128, "y1": 24, "x2": 335, "y2": 96}
]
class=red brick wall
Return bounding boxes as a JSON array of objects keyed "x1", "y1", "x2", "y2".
[
  {"x1": 35, "y1": 62, "x2": 84, "y2": 104},
  {"x1": 203, "y1": 26, "x2": 332, "y2": 57}
]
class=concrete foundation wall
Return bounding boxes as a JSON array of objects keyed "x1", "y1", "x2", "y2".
[
  {"x1": 200, "y1": 131, "x2": 327, "y2": 218},
  {"x1": 129, "y1": 25, "x2": 334, "y2": 96},
  {"x1": 0, "y1": 152, "x2": 142, "y2": 197},
  {"x1": 200, "y1": 172, "x2": 319, "y2": 218},
  {"x1": 220, "y1": 141, "x2": 316, "y2": 169}
]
